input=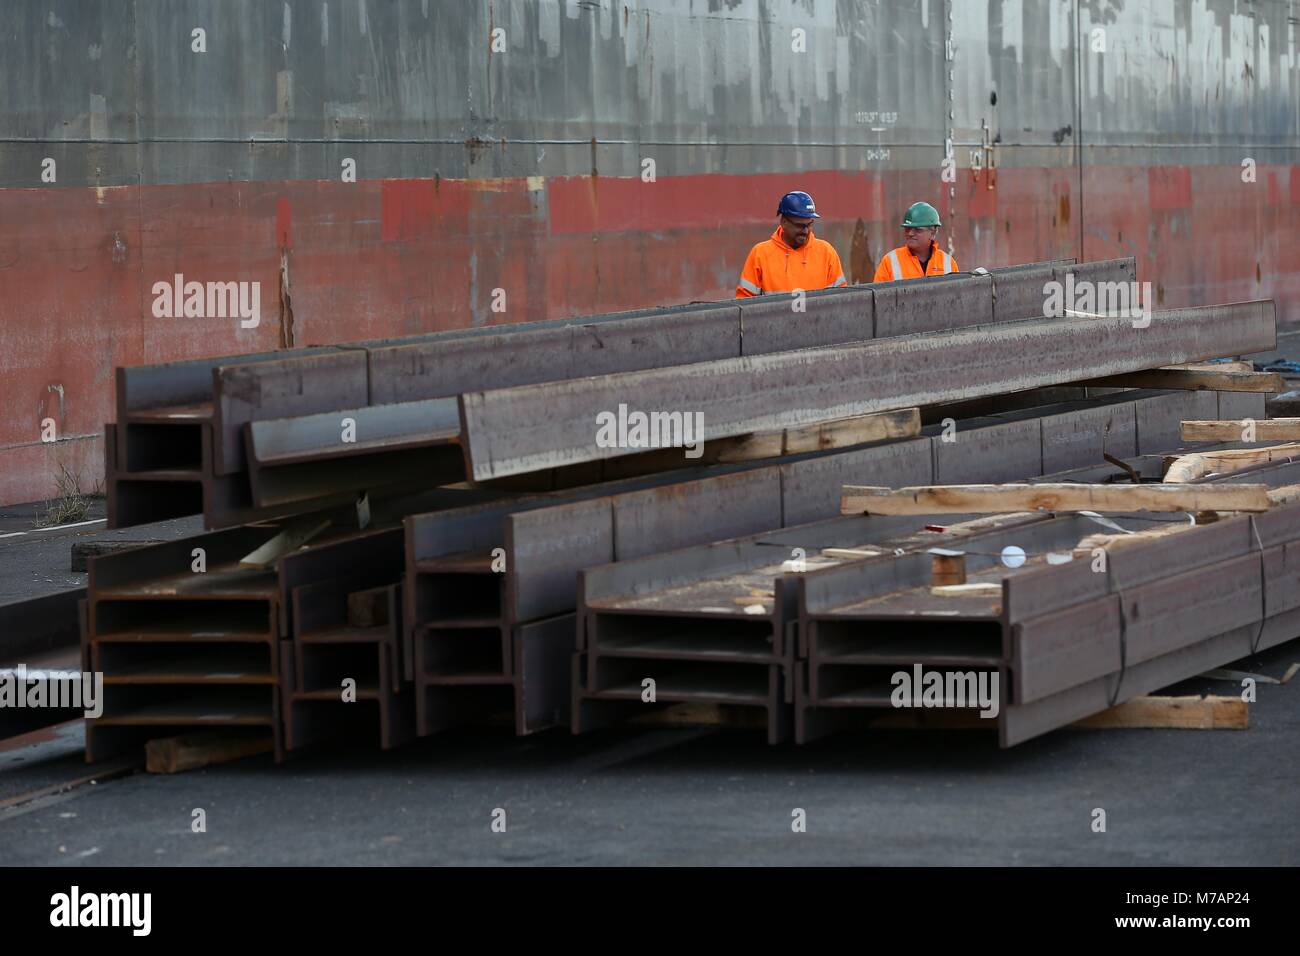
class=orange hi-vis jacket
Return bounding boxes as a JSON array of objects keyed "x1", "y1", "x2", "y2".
[
  {"x1": 872, "y1": 241, "x2": 959, "y2": 281},
  {"x1": 736, "y1": 227, "x2": 847, "y2": 297}
]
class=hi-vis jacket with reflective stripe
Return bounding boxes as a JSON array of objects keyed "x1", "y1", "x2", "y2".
[
  {"x1": 736, "y1": 227, "x2": 847, "y2": 298},
  {"x1": 872, "y1": 241, "x2": 959, "y2": 281}
]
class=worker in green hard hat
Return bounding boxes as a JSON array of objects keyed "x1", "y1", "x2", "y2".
[{"x1": 873, "y1": 202, "x2": 959, "y2": 281}]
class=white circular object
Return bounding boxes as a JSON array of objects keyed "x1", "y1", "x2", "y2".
[{"x1": 1000, "y1": 545, "x2": 1027, "y2": 569}]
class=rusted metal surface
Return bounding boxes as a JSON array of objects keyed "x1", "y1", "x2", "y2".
[
  {"x1": 932, "y1": 416, "x2": 1041, "y2": 484},
  {"x1": 0, "y1": 589, "x2": 87, "y2": 739},
  {"x1": 779, "y1": 437, "x2": 934, "y2": 527},
  {"x1": 572, "y1": 652, "x2": 791, "y2": 745},
  {"x1": 284, "y1": 578, "x2": 413, "y2": 753},
  {"x1": 84, "y1": 537, "x2": 285, "y2": 763},
  {"x1": 873, "y1": 275, "x2": 993, "y2": 337},
  {"x1": 1000, "y1": 626, "x2": 1260, "y2": 748},
  {"x1": 368, "y1": 304, "x2": 742, "y2": 406},
  {"x1": 0, "y1": 588, "x2": 85, "y2": 665},
  {"x1": 568, "y1": 394, "x2": 1196, "y2": 740},
  {"x1": 1012, "y1": 598, "x2": 1122, "y2": 704},
  {"x1": 1218, "y1": 392, "x2": 1268, "y2": 421},
  {"x1": 514, "y1": 614, "x2": 575, "y2": 734},
  {"x1": 990, "y1": 265, "x2": 1059, "y2": 323},
  {"x1": 460, "y1": 302, "x2": 1277, "y2": 480},
  {"x1": 612, "y1": 470, "x2": 784, "y2": 561},
  {"x1": 244, "y1": 398, "x2": 466, "y2": 510},
  {"x1": 734, "y1": 264, "x2": 1082, "y2": 357},
  {"x1": 506, "y1": 501, "x2": 615, "y2": 626},
  {"x1": 738, "y1": 287, "x2": 872, "y2": 356},
  {"x1": 215, "y1": 353, "x2": 371, "y2": 476},
  {"x1": 1134, "y1": 390, "x2": 1219, "y2": 453},
  {"x1": 1039, "y1": 400, "x2": 1137, "y2": 474}
]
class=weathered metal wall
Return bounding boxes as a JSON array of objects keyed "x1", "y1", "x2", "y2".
[{"x1": 2, "y1": 0, "x2": 1297, "y2": 505}]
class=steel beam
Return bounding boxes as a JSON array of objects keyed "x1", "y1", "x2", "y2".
[{"x1": 460, "y1": 301, "x2": 1275, "y2": 480}]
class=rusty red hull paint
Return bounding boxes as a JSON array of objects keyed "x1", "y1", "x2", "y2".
[{"x1": 1, "y1": 166, "x2": 1297, "y2": 506}]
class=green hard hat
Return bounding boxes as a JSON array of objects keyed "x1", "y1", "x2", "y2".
[{"x1": 901, "y1": 201, "x2": 941, "y2": 228}]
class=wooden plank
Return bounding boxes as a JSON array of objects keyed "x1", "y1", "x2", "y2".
[
  {"x1": 931, "y1": 583, "x2": 1001, "y2": 596},
  {"x1": 239, "y1": 517, "x2": 332, "y2": 568},
  {"x1": 716, "y1": 408, "x2": 921, "y2": 462},
  {"x1": 841, "y1": 483, "x2": 1272, "y2": 515},
  {"x1": 1267, "y1": 484, "x2": 1300, "y2": 506},
  {"x1": 1163, "y1": 444, "x2": 1300, "y2": 482},
  {"x1": 1073, "y1": 523, "x2": 1196, "y2": 554},
  {"x1": 144, "y1": 730, "x2": 274, "y2": 773},
  {"x1": 627, "y1": 702, "x2": 768, "y2": 731},
  {"x1": 1072, "y1": 695, "x2": 1248, "y2": 730},
  {"x1": 1180, "y1": 418, "x2": 1300, "y2": 442},
  {"x1": 347, "y1": 586, "x2": 391, "y2": 628},
  {"x1": 1074, "y1": 368, "x2": 1284, "y2": 393},
  {"x1": 1173, "y1": 361, "x2": 1255, "y2": 373},
  {"x1": 864, "y1": 694, "x2": 1247, "y2": 732},
  {"x1": 597, "y1": 408, "x2": 921, "y2": 476},
  {"x1": 821, "y1": 547, "x2": 886, "y2": 560}
]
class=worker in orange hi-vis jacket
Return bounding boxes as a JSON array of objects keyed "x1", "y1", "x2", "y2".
[
  {"x1": 873, "y1": 202, "x2": 959, "y2": 281},
  {"x1": 735, "y1": 191, "x2": 848, "y2": 298}
]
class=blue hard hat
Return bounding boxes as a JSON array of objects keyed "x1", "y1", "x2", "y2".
[{"x1": 777, "y1": 191, "x2": 820, "y2": 219}]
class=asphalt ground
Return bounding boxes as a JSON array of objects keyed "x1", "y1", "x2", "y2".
[{"x1": 0, "y1": 637, "x2": 1294, "y2": 866}]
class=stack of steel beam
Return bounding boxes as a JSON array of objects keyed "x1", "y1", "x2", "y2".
[
  {"x1": 794, "y1": 453, "x2": 1300, "y2": 747},
  {"x1": 105, "y1": 259, "x2": 1124, "y2": 529},
  {"x1": 76, "y1": 255, "x2": 1300, "y2": 763},
  {"x1": 82, "y1": 488, "x2": 499, "y2": 761},
  {"x1": 575, "y1": 509, "x2": 1052, "y2": 744},
  {"x1": 457, "y1": 389, "x2": 1230, "y2": 742},
  {"x1": 573, "y1": 514, "x2": 992, "y2": 744},
  {"x1": 567, "y1": 448, "x2": 1300, "y2": 747},
  {"x1": 81, "y1": 386, "x2": 1272, "y2": 760},
  {"x1": 84, "y1": 525, "x2": 288, "y2": 762},
  {"x1": 403, "y1": 467, "x2": 797, "y2": 738}
]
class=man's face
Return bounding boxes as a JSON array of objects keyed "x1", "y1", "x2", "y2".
[
  {"x1": 780, "y1": 215, "x2": 814, "y2": 249},
  {"x1": 904, "y1": 226, "x2": 935, "y2": 257}
]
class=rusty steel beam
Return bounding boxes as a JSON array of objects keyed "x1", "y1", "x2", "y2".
[
  {"x1": 574, "y1": 511, "x2": 1042, "y2": 743},
  {"x1": 283, "y1": 579, "x2": 413, "y2": 754},
  {"x1": 459, "y1": 301, "x2": 1275, "y2": 481}
]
